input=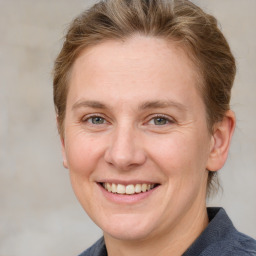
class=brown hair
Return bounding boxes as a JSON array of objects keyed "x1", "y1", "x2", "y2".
[{"x1": 53, "y1": 0, "x2": 236, "y2": 195}]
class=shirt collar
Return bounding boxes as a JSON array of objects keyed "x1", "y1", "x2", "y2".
[{"x1": 183, "y1": 207, "x2": 236, "y2": 256}]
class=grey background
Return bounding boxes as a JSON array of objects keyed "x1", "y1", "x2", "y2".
[{"x1": 0, "y1": 0, "x2": 255, "y2": 255}]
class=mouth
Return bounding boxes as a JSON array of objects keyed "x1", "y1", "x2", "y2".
[{"x1": 100, "y1": 182, "x2": 159, "y2": 195}]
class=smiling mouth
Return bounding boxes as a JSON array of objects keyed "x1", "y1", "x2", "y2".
[{"x1": 100, "y1": 183, "x2": 159, "y2": 195}]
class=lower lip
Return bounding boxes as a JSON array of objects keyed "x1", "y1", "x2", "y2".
[{"x1": 97, "y1": 183, "x2": 159, "y2": 204}]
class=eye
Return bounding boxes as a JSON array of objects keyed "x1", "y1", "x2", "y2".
[
  {"x1": 147, "y1": 115, "x2": 174, "y2": 126},
  {"x1": 152, "y1": 117, "x2": 168, "y2": 125},
  {"x1": 83, "y1": 115, "x2": 107, "y2": 125}
]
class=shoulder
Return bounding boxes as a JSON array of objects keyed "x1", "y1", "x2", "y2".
[
  {"x1": 78, "y1": 237, "x2": 107, "y2": 256},
  {"x1": 184, "y1": 207, "x2": 256, "y2": 256},
  {"x1": 230, "y1": 230, "x2": 256, "y2": 255},
  {"x1": 200, "y1": 231, "x2": 256, "y2": 256},
  {"x1": 202, "y1": 208, "x2": 256, "y2": 256}
]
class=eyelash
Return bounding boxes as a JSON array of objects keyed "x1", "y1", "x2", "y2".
[
  {"x1": 82, "y1": 114, "x2": 108, "y2": 125},
  {"x1": 146, "y1": 114, "x2": 175, "y2": 126},
  {"x1": 82, "y1": 113, "x2": 175, "y2": 127}
]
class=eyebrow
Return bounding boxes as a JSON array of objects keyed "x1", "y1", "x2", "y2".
[
  {"x1": 72, "y1": 99, "x2": 188, "y2": 112},
  {"x1": 139, "y1": 100, "x2": 188, "y2": 112},
  {"x1": 72, "y1": 100, "x2": 107, "y2": 110}
]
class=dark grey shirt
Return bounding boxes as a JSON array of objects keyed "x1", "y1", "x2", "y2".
[{"x1": 78, "y1": 208, "x2": 256, "y2": 256}]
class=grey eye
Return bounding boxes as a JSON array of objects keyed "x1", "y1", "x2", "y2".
[
  {"x1": 153, "y1": 117, "x2": 168, "y2": 125},
  {"x1": 90, "y1": 116, "x2": 105, "y2": 124}
]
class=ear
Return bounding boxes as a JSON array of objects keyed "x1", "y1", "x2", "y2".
[
  {"x1": 56, "y1": 115, "x2": 68, "y2": 169},
  {"x1": 60, "y1": 136, "x2": 68, "y2": 169},
  {"x1": 206, "y1": 110, "x2": 236, "y2": 171}
]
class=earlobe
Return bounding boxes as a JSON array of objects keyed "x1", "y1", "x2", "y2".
[
  {"x1": 206, "y1": 110, "x2": 236, "y2": 171},
  {"x1": 61, "y1": 136, "x2": 68, "y2": 169}
]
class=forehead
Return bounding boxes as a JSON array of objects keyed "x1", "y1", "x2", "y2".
[
  {"x1": 68, "y1": 35, "x2": 202, "y2": 109},
  {"x1": 72, "y1": 35, "x2": 198, "y2": 78}
]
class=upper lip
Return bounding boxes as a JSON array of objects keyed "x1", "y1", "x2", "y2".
[{"x1": 97, "y1": 179, "x2": 160, "y2": 185}]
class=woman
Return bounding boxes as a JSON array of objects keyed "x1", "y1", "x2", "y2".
[{"x1": 53, "y1": 0, "x2": 256, "y2": 255}]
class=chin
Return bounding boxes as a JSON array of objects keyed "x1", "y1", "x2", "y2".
[
  {"x1": 104, "y1": 226, "x2": 153, "y2": 241},
  {"x1": 99, "y1": 214, "x2": 157, "y2": 241}
]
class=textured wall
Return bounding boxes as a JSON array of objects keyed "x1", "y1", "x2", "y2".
[{"x1": 0, "y1": 0, "x2": 255, "y2": 255}]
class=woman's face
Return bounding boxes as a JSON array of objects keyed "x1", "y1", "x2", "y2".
[{"x1": 61, "y1": 35, "x2": 213, "y2": 241}]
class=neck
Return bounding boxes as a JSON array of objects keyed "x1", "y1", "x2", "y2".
[{"x1": 104, "y1": 203, "x2": 209, "y2": 256}]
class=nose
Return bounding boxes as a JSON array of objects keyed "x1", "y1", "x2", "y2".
[{"x1": 104, "y1": 125, "x2": 147, "y2": 171}]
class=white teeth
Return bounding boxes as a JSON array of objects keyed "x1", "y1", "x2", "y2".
[
  {"x1": 126, "y1": 185, "x2": 135, "y2": 194},
  {"x1": 135, "y1": 184, "x2": 142, "y2": 193},
  {"x1": 117, "y1": 184, "x2": 126, "y2": 194},
  {"x1": 107, "y1": 183, "x2": 112, "y2": 192},
  {"x1": 112, "y1": 183, "x2": 117, "y2": 193},
  {"x1": 102, "y1": 183, "x2": 156, "y2": 195},
  {"x1": 141, "y1": 183, "x2": 147, "y2": 192}
]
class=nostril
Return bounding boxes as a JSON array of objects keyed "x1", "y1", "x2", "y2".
[{"x1": 103, "y1": 130, "x2": 147, "y2": 170}]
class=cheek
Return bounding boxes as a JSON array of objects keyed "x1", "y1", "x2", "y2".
[
  {"x1": 147, "y1": 131, "x2": 210, "y2": 177},
  {"x1": 64, "y1": 134, "x2": 104, "y2": 213},
  {"x1": 65, "y1": 133, "x2": 103, "y2": 177}
]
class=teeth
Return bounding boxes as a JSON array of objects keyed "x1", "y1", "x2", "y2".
[
  {"x1": 112, "y1": 183, "x2": 117, "y2": 193},
  {"x1": 102, "y1": 183, "x2": 156, "y2": 195},
  {"x1": 117, "y1": 184, "x2": 126, "y2": 194},
  {"x1": 141, "y1": 184, "x2": 147, "y2": 192},
  {"x1": 107, "y1": 183, "x2": 112, "y2": 192},
  {"x1": 126, "y1": 185, "x2": 135, "y2": 194},
  {"x1": 135, "y1": 184, "x2": 142, "y2": 193}
]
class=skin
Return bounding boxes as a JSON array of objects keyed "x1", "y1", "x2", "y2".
[{"x1": 60, "y1": 35, "x2": 235, "y2": 256}]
